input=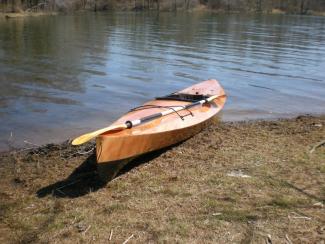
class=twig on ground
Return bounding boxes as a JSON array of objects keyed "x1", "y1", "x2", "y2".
[
  {"x1": 265, "y1": 234, "x2": 272, "y2": 244},
  {"x1": 291, "y1": 216, "x2": 312, "y2": 220},
  {"x1": 17, "y1": 147, "x2": 35, "y2": 152},
  {"x1": 55, "y1": 179, "x2": 82, "y2": 191},
  {"x1": 6, "y1": 131, "x2": 17, "y2": 150},
  {"x1": 289, "y1": 212, "x2": 312, "y2": 220},
  {"x1": 227, "y1": 170, "x2": 251, "y2": 178},
  {"x1": 77, "y1": 147, "x2": 94, "y2": 155},
  {"x1": 55, "y1": 188, "x2": 66, "y2": 196},
  {"x1": 109, "y1": 229, "x2": 113, "y2": 241},
  {"x1": 83, "y1": 225, "x2": 91, "y2": 236},
  {"x1": 9, "y1": 132, "x2": 13, "y2": 141},
  {"x1": 309, "y1": 139, "x2": 325, "y2": 153},
  {"x1": 23, "y1": 140, "x2": 40, "y2": 147},
  {"x1": 285, "y1": 234, "x2": 293, "y2": 244},
  {"x1": 71, "y1": 216, "x2": 77, "y2": 225},
  {"x1": 122, "y1": 234, "x2": 134, "y2": 244}
]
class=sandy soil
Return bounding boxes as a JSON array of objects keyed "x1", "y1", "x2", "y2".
[{"x1": 0, "y1": 115, "x2": 324, "y2": 243}]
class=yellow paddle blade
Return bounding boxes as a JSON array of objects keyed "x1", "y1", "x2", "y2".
[
  {"x1": 71, "y1": 124, "x2": 127, "y2": 145},
  {"x1": 71, "y1": 133, "x2": 96, "y2": 146}
]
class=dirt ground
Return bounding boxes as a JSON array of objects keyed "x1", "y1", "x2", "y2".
[{"x1": 0, "y1": 115, "x2": 324, "y2": 243}]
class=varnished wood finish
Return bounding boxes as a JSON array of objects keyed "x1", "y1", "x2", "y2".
[{"x1": 96, "y1": 79, "x2": 226, "y2": 163}]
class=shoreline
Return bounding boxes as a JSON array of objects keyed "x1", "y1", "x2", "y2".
[
  {"x1": 0, "y1": 11, "x2": 58, "y2": 19},
  {"x1": 0, "y1": 114, "x2": 324, "y2": 242},
  {"x1": 0, "y1": 112, "x2": 324, "y2": 154}
]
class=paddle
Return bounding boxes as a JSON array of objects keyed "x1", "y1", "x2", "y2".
[{"x1": 71, "y1": 94, "x2": 219, "y2": 145}]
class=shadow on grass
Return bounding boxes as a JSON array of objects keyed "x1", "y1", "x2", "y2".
[
  {"x1": 283, "y1": 180, "x2": 325, "y2": 202},
  {"x1": 36, "y1": 146, "x2": 173, "y2": 199},
  {"x1": 266, "y1": 175, "x2": 325, "y2": 203}
]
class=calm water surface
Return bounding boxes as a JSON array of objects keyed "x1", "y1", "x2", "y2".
[{"x1": 0, "y1": 12, "x2": 324, "y2": 150}]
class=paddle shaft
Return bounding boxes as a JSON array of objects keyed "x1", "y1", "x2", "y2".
[
  {"x1": 71, "y1": 95, "x2": 219, "y2": 145},
  {"x1": 124, "y1": 95, "x2": 217, "y2": 129}
]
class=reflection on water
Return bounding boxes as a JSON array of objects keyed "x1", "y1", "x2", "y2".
[{"x1": 0, "y1": 12, "x2": 324, "y2": 150}]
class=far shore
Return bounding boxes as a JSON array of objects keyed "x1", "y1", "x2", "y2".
[
  {"x1": 0, "y1": 114, "x2": 324, "y2": 242},
  {"x1": 1, "y1": 7, "x2": 325, "y2": 19}
]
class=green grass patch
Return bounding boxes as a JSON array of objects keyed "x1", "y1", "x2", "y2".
[
  {"x1": 167, "y1": 217, "x2": 189, "y2": 237},
  {"x1": 269, "y1": 196, "x2": 309, "y2": 208},
  {"x1": 215, "y1": 209, "x2": 259, "y2": 222},
  {"x1": 0, "y1": 201, "x2": 18, "y2": 218},
  {"x1": 161, "y1": 187, "x2": 180, "y2": 197},
  {"x1": 318, "y1": 165, "x2": 325, "y2": 173},
  {"x1": 103, "y1": 202, "x2": 128, "y2": 214},
  {"x1": 47, "y1": 219, "x2": 66, "y2": 231}
]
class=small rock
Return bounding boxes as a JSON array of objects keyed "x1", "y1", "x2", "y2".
[
  {"x1": 313, "y1": 202, "x2": 324, "y2": 208},
  {"x1": 75, "y1": 222, "x2": 87, "y2": 232},
  {"x1": 227, "y1": 170, "x2": 251, "y2": 178}
]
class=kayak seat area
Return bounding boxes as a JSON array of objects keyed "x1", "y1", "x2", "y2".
[{"x1": 155, "y1": 93, "x2": 210, "y2": 102}]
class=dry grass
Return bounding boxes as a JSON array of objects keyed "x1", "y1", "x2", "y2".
[{"x1": 0, "y1": 115, "x2": 324, "y2": 243}]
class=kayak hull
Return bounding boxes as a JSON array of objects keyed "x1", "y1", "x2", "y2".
[{"x1": 96, "y1": 79, "x2": 226, "y2": 164}]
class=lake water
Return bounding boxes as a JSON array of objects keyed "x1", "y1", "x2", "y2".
[{"x1": 0, "y1": 12, "x2": 324, "y2": 150}]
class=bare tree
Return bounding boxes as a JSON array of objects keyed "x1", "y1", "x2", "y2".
[
  {"x1": 300, "y1": 0, "x2": 309, "y2": 14},
  {"x1": 12, "y1": 0, "x2": 22, "y2": 12},
  {"x1": 256, "y1": 0, "x2": 262, "y2": 12}
]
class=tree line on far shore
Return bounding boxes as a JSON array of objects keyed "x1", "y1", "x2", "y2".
[{"x1": 1, "y1": 0, "x2": 324, "y2": 14}]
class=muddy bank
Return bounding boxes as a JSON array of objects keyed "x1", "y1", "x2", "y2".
[{"x1": 0, "y1": 115, "x2": 324, "y2": 243}]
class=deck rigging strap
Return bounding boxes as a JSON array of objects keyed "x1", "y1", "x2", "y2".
[
  {"x1": 129, "y1": 104, "x2": 193, "y2": 120},
  {"x1": 128, "y1": 93, "x2": 209, "y2": 120}
]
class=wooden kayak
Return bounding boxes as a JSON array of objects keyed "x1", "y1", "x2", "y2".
[{"x1": 96, "y1": 79, "x2": 226, "y2": 164}]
